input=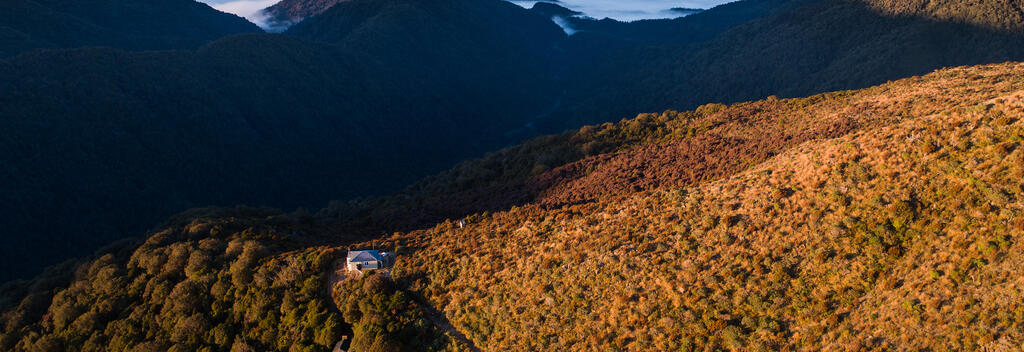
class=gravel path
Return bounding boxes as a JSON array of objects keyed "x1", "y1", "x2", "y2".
[{"x1": 326, "y1": 256, "x2": 480, "y2": 351}]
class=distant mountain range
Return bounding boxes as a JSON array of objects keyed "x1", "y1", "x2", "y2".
[
  {"x1": 544, "y1": 0, "x2": 1024, "y2": 130},
  {"x1": 671, "y1": 7, "x2": 706, "y2": 15},
  {"x1": 0, "y1": 0, "x2": 565, "y2": 282},
  {"x1": 3, "y1": 58, "x2": 1023, "y2": 351},
  {"x1": 3, "y1": 0, "x2": 1024, "y2": 351},
  {"x1": 0, "y1": 0, "x2": 260, "y2": 57},
  {"x1": 260, "y1": 0, "x2": 349, "y2": 29},
  {"x1": 1, "y1": 0, "x2": 1024, "y2": 286}
]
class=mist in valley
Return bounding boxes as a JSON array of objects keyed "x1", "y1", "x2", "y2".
[{"x1": 507, "y1": 0, "x2": 734, "y2": 21}]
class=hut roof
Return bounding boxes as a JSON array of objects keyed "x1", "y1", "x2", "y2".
[{"x1": 347, "y1": 250, "x2": 383, "y2": 262}]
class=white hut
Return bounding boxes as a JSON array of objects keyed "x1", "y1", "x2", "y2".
[{"x1": 346, "y1": 250, "x2": 394, "y2": 272}]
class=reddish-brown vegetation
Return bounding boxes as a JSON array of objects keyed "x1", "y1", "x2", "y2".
[
  {"x1": 3, "y1": 60, "x2": 1024, "y2": 351},
  {"x1": 528, "y1": 98, "x2": 865, "y2": 206},
  {"x1": 367, "y1": 62, "x2": 1024, "y2": 351}
]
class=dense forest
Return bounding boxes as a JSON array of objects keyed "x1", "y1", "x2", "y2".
[
  {"x1": 0, "y1": 0, "x2": 566, "y2": 282},
  {"x1": 0, "y1": 0, "x2": 259, "y2": 57},
  {"x1": 2, "y1": 0, "x2": 1024, "y2": 350},
  {"x1": 862, "y1": 0, "x2": 1024, "y2": 32},
  {"x1": 0, "y1": 206, "x2": 461, "y2": 351},
  {"x1": 3, "y1": 60, "x2": 1022, "y2": 351},
  {"x1": 544, "y1": 0, "x2": 1024, "y2": 130},
  {"x1": 3, "y1": 0, "x2": 1024, "y2": 290},
  {"x1": 261, "y1": 0, "x2": 348, "y2": 30}
]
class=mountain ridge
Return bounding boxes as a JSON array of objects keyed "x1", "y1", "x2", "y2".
[
  {"x1": 0, "y1": 0, "x2": 568, "y2": 282},
  {"x1": 380, "y1": 61, "x2": 1024, "y2": 350},
  {"x1": 5, "y1": 0, "x2": 1024, "y2": 284},
  {"x1": 0, "y1": 0, "x2": 261, "y2": 57},
  {"x1": 2, "y1": 60, "x2": 1023, "y2": 351},
  {"x1": 261, "y1": 0, "x2": 350, "y2": 30},
  {"x1": 546, "y1": 0, "x2": 1024, "y2": 130}
]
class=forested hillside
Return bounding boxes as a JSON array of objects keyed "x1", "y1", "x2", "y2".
[
  {"x1": 545, "y1": 0, "x2": 1024, "y2": 130},
  {"x1": 261, "y1": 0, "x2": 348, "y2": 30},
  {"x1": 0, "y1": 0, "x2": 565, "y2": 282},
  {"x1": 0, "y1": 0, "x2": 260, "y2": 57},
  {"x1": 4, "y1": 61, "x2": 1023, "y2": 351},
  {"x1": 6, "y1": 0, "x2": 1024, "y2": 284},
  {"x1": 0, "y1": 207, "x2": 462, "y2": 351},
  {"x1": 375, "y1": 62, "x2": 1024, "y2": 351},
  {"x1": 863, "y1": 0, "x2": 1024, "y2": 32}
]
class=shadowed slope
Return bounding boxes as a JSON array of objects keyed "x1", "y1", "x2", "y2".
[
  {"x1": 261, "y1": 0, "x2": 349, "y2": 30},
  {"x1": 546, "y1": 0, "x2": 1024, "y2": 130},
  {"x1": 863, "y1": 0, "x2": 1024, "y2": 32},
  {"x1": 382, "y1": 62, "x2": 1024, "y2": 351},
  {"x1": 0, "y1": 0, "x2": 566, "y2": 282},
  {"x1": 2, "y1": 60, "x2": 1023, "y2": 351},
  {"x1": 0, "y1": 0, "x2": 260, "y2": 57},
  {"x1": 6, "y1": 0, "x2": 1024, "y2": 284}
]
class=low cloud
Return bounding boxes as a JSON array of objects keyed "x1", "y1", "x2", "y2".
[
  {"x1": 207, "y1": 0, "x2": 280, "y2": 29},
  {"x1": 551, "y1": 16, "x2": 577, "y2": 35},
  {"x1": 508, "y1": 0, "x2": 734, "y2": 22}
]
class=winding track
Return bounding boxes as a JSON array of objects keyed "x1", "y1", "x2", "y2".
[{"x1": 325, "y1": 255, "x2": 481, "y2": 351}]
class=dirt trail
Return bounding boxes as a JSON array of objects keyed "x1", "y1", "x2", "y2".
[
  {"x1": 421, "y1": 304, "x2": 482, "y2": 352},
  {"x1": 326, "y1": 258, "x2": 351, "y2": 352},
  {"x1": 326, "y1": 256, "x2": 481, "y2": 351},
  {"x1": 327, "y1": 258, "x2": 348, "y2": 299}
]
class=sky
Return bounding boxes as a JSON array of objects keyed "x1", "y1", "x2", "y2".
[
  {"x1": 203, "y1": 0, "x2": 279, "y2": 27},
  {"x1": 200, "y1": 0, "x2": 738, "y2": 29},
  {"x1": 508, "y1": 0, "x2": 735, "y2": 22}
]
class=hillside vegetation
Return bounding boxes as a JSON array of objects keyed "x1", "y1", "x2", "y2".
[
  {"x1": 0, "y1": 207, "x2": 466, "y2": 351},
  {"x1": 6, "y1": 0, "x2": 1024, "y2": 288},
  {"x1": 549, "y1": 0, "x2": 1024, "y2": 130},
  {"x1": 4, "y1": 61, "x2": 1023, "y2": 351},
  {"x1": 863, "y1": 0, "x2": 1024, "y2": 32},
  {"x1": 4, "y1": 0, "x2": 1024, "y2": 350},
  {"x1": 261, "y1": 0, "x2": 349, "y2": 29},
  {"x1": 0, "y1": 0, "x2": 565, "y2": 282},
  {"x1": 0, "y1": 0, "x2": 260, "y2": 57},
  {"x1": 378, "y1": 62, "x2": 1024, "y2": 351},
  {"x1": 0, "y1": 207, "x2": 346, "y2": 351}
]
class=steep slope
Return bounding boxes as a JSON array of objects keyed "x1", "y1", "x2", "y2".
[
  {"x1": 863, "y1": 0, "x2": 1024, "y2": 32},
  {"x1": 379, "y1": 62, "x2": 1024, "y2": 350},
  {"x1": 545, "y1": 0, "x2": 1024, "y2": 130},
  {"x1": 261, "y1": 0, "x2": 349, "y2": 30},
  {"x1": 335, "y1": 90, "x2": 872, "y2": 233},
  {"x1": 0, "y1": 207, "x2": 458, "y2": 351},
  {"x1": 4, "y1": 61, "x2": 1023, "y2": 351},
  {"x1": 534, "y1": 0, "x2": 789, "y2": 44},
  {"x1": 0, "y1": 0, "x2": 260, "y2": 57},
  {"x1": 7, "y1": 0, "x2": 1024, "y2": 285},
  {"x1": 285, "y1": 0, "x2": 566, "y2": 129},
  {"x1": 0, "y1": 0, "x2": 566, "y2": 283}
]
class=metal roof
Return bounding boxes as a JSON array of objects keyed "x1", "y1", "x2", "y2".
[{"x1": 347, "y1": 250, "x2": 383, "y2": 262}]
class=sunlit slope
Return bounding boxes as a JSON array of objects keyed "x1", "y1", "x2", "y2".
[
  {"x1": 383, "y1": 62, "x2": 1024, "y2": 351},
  {"x1": 2, "y1": 62, "x2": 1022, "y2": 351},
  {"x1": 555, "y1": 0, "x2": 1024, "y2": 131},
  {"x1": 863, "y1": 0, "x2": 1024, "y2": 32}
]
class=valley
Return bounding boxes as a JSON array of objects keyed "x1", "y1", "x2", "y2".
[
  {"x1": 3, "y1": 60, "x2": 1022, "y2": 351},
  {"x1": 1, "y1": 0, "x2": 1024, "y2": 351},
  {"x1": 7, "y1": 0, "x2": 1024, "y2": 283}
]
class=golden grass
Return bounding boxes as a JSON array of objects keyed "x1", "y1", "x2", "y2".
[{"x1": 374, "y1": 63, "x2": 1024, "y2": 351}]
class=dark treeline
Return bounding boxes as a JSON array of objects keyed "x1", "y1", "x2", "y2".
[
  {"x1": 3, "y1": 0, "x2": 1024, "y2": 282},
  {"x1": 0, "y1": 0, "x2": 260, "y2": 57},
  {"x1": 0, "y1": 0, "x2": 565, "y2": 282}
]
